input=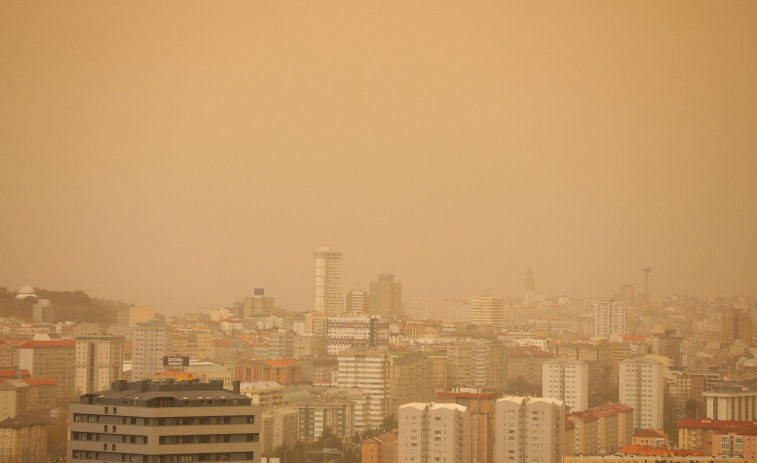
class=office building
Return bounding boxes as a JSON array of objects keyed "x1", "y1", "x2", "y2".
[
  {"x1": 619, "y1": 357, "x2": 663, "y2": 430},
  {"x1": 470, "y1": 296, "x2": 506, "y2": 328},
  {"x1": 75, "y1": 335, "x2": 125, "y2": 396},
  {"x1": 337, "y1": 348, "x2": 390, "y2": 430},
  {"x1": 542, "y1": 359, "x2": 589, "y2": 412},
  {"x1": 593, "y1": 301, "x2": 627, "y2": 339},
  {"x1": 494, "y1": 396, "x2": 566, "y2": 463},
  {"x1": 131, "y1": 320, "x2": 173, "y2": 381},
  {"x1": 68, "y1": 380, "x2": 260, "y2": 463},
  {"x1": 370, "y1": 274, "x2": 402, "y2": 316},
  {"x1": 398, "y1": 402, "x2": 470, "y2": 463},
  {"x1": 313, "y1": 246, "x2": 343, "y2": 316}
]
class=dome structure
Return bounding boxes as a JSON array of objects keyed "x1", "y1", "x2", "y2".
[{"x1": 15, "y1": 285, "x2": 37, "y2": 300}]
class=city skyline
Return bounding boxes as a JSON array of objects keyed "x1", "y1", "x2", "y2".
[{"x1": 1, "y1": 2, "x2": 756, "y2": 314}]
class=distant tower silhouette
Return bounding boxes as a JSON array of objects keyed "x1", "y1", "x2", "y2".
[
  {"x1": 642, "y1": 267, "x2": 652, "y2": 298},
  {"x1": 524, "y1": 268, "x2": 535, "y2": 293}
]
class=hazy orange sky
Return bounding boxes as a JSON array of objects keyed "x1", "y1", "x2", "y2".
[{"x1": 1, "y1": 2, "x2": 756, "y2": 313}]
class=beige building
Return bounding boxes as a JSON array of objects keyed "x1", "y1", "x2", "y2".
[
  {"x1": 543, "y1": 359, "x2": 589, "y2": 412},
  {"x1": 19, "y1": 339, "x2": 76, "y2": 400},
  {"x1": 117, "y1": 305, "x2": 155, "y2": 329},
  {"x1": 313, "y1": 246, "x2": 343, "y2": 316},
  {"x1": 239, "y1": 381, "x2": 284, "y2": 409},
  {"x1": 470, "y1": 296, "x2": 506, "y2": 327},
  {"x1": 338, "y1": 348, "x2": 391, "y2": 429},
  {"x1": 389, "y1": 352, "x2": 434, "y2": 413},
  {"x1": 370, "y1": 274, "x2": 402, "y2": 317},
  {"x1": 295, "y1": 401, "x2": 355, "y2": 440},
  {"x1": 398, "y1": 402, "x2": 470, "y2": 463},
  {"x1": 131, "y1": 321, "x2": 173, "y2": 381},
  {"x1": 619, "y1": 358, "x2": 663, "y2": 430},
  {"x1": 424, "y1": 351, "x2": 448, "y2": 392},
  {"x1": 568, "y1": 410, "x2": 600, "y2": 455},
  {"x1": 704, "y1": 390, "x2": 757, "y2": 421},
  {"x1": 74, "y1": 335, "x2": 124, "y2": 395},
  {"x1": 0, "y1": 414, "x2": 47, "y2": 463},
  {"x1": 495, "y1": 396, "x2": 566, "y2": 463},
  {"x1": 68, "y1": 380, "x2": 261, "y2": 463},
  {"x1": 362, "y1": 431, "x2": 397, "y2": 463}
]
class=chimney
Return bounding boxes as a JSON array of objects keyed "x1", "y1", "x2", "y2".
[{"x1": 233, "y1": 380, "x2": 240, "y2": 394}]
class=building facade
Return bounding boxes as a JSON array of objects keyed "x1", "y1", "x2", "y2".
[
  {"x1": 370, "y1": 274, "x2": 402, "y2": 317},
  {"x1": 470, "y1": 296, "x2": 506, "y2": 328},
  {"x1": 593, "y1": 301, "x2": 627, "y2": 339},
  {"x1": 542, "y1": 359, "x2": 589, "y2": 412},
  {"x1": 619, "y1": 358, "x2": 663, "y2": 430},
  {"x1": 75, "y1": 335, "x2": 125, "y2": 396},
  {"x1": 314, "y1": 246, "x2": 343, "y2": 316},
  {"x1": 68, "y1": 380, "x2": 260, "y2": 463},
  {"x1": 494, "y1": 396, "x2": 566, "y2": 463},
  {"x1": 397, "y1": 402, "x2": 470, "y2": 463}
]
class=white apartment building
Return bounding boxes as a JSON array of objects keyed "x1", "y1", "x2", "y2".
[
  {"x1": 542, "y1": 359, "x2": 589, "y2": 412},
  {"x1": 337, "y1": 348, "x2": 390, "y2": 430},
  {"x1": 327, "y1": 315, "x2": 389, "y2": 355},
  {"x1": 131, "y1": 321, "x2": 173, "y2": 381},
  {"x1": 313, "y1": 246, "x2": 343, "y2": 316},
  {"x1": 495, "y1": 396, "x2": 565, "y2": 463},
  {"x1": 75, "y1": 335, "x2": 125, "y2": 395},
  {"x1": 398, "y1": 402, "x2": 470, "y2": 463},
  {"x1": 593, "y1": 301, "x2": 626, "y2": 339},
  {"x1": 470, "y1": 296, "x2": 506, "y2": 327},
  {"x1": 619, "y1": 357, "x2": 663, "y2": 430}
]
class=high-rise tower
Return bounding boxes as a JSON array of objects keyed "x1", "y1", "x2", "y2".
[
  {"x1": 369, "y1": 274, "x2": 402, "y2": 316},
  {"x1": 313, "y1": 246, "x2": 343, "y2": 316}
]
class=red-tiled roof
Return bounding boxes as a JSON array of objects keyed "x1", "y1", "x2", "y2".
[
  {"x1": 0, "y1": 369, "x2": 30, "y2": 378},
  {"x1": 618, "y1": 444, "x2": 703, "y2": 457},
  {"x1": 22, "y1": 378, "x2": 56, "y2": 386},
  {"x1": 678, "y1": 418, "x2": 757, "y2": 430},
  {"x1": 634, "y1": 429, "x2": 666, "y2": 438},
  {"x1": 266, "y1": 358, "x2": 300, "y2": 367},
  {"x1": 19, "y1": 340, "x2": 75, "y2": 349},
  {"x1": 568, "y1": 410, "x2": 598, "y2": 422}
]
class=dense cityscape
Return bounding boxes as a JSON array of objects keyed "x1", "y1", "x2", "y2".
[
  {"x1": 1, "y1": 247, "x2": 756, "y2": 462},
  {"x1": 3, "y1": 2, "x2": 756, "y2": 463}
]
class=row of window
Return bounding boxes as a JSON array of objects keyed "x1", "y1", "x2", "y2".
[{"x1": 73, "y1": 414, "x2": 254, "y2": 425}]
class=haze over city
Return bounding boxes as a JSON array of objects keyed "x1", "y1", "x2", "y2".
[{"x1": 1, "y1": 2, "x2": 756, "y2": 314}]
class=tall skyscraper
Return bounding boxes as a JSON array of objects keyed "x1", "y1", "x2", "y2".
[
  {"x1": 470, "y1": 296, "x2": 506, "y2": 327},
  {"x1": 542, "y1": 359, "x2": 589, "y2": 412},
  {"x1": 74, "y1": 335, "x2": 125, "y2": 396},
  {"x1": 369, "y1": 273, "x2": 402, "y2": 316},
  {"x1": 398, "y1": 402, "x2": 470, "y2": 463},
  {"x1": 593, "y1": 301, "x2": 627, "y2": 339},
  {"x1": 495, "y1": 396, "x2": 565, "y2": 463},
  {"x1": 313, "y1": 246, "x2": 343, "y2": 316},
  {"x1": 619, "y1": 357, "x2": 663, "y2": 430}
]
